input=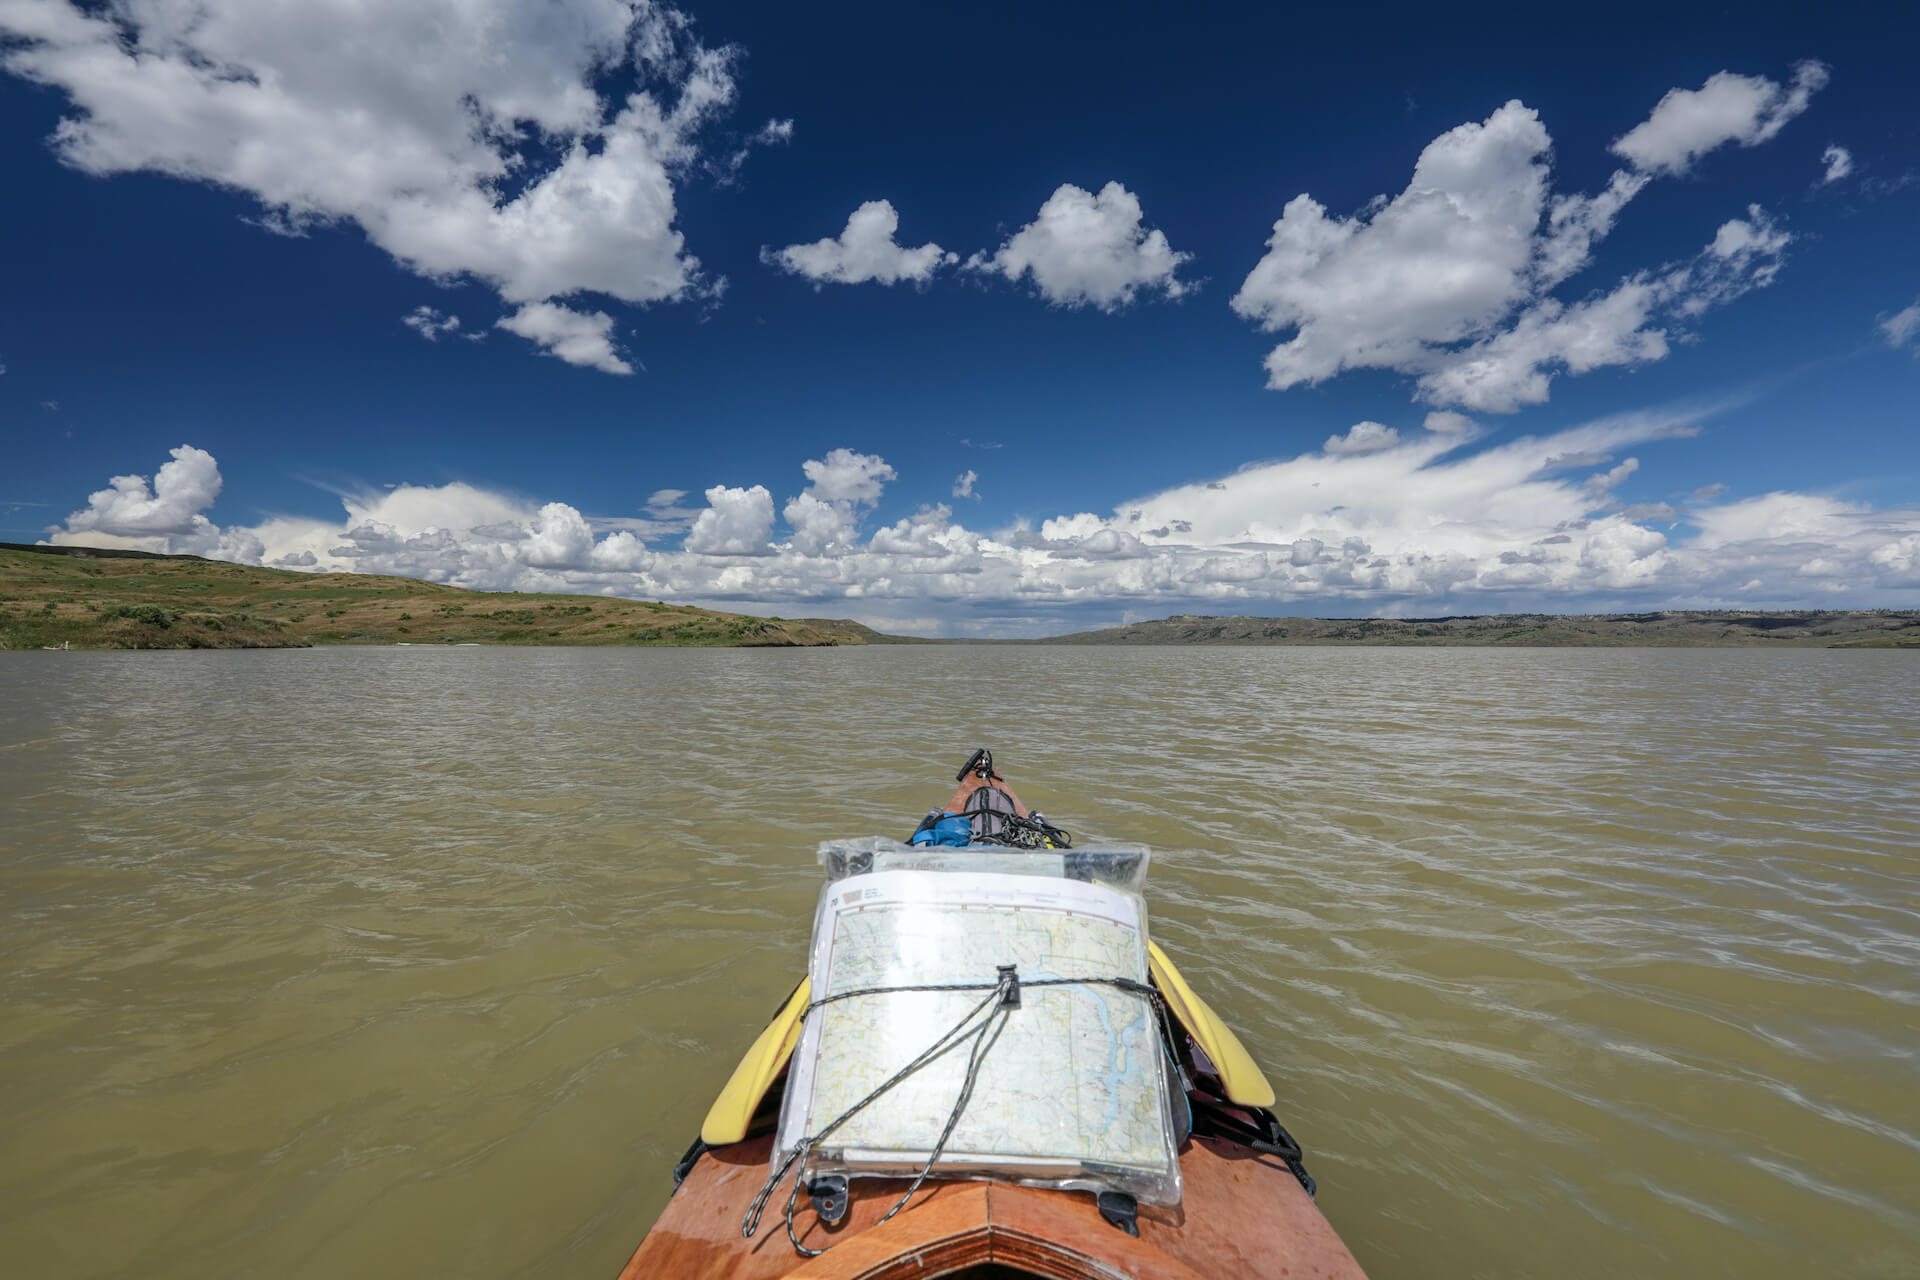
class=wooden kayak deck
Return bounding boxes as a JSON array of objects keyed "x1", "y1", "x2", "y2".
[{"x1": 619, "y1": 1133, "x2": 1367, "y2": 1279}]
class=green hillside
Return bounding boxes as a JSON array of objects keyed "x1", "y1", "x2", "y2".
[{"x1": 0, "y1": 543, "x2": 904, "y2": 650}]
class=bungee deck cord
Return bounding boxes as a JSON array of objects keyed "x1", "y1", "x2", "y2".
[{"x1": 740, "y1": 966, "x2": 1166, "y2": 1258}]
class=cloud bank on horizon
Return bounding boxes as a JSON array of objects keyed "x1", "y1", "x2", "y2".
[{"x1": 44, "y1": 432, "x2": 1920, "y2": 634}]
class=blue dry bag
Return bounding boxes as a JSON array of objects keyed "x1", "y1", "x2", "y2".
[{"x1": 909, "y1": 813, "x2": 973, "y2": 847}]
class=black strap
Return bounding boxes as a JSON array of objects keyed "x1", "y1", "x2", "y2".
[
  {"x1": 670, "y1": 1137, "x2": 707, "y2": 1189},
  {"x1": 1187, "y1": 1094, "x2": 1317, "y2": 1198}
]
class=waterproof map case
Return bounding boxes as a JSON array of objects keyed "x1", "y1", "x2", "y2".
[{"x1": 776, "y1": 840, "x2": 1182, "y2": 1207}]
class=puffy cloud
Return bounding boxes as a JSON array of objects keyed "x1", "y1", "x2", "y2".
[
  {"x1": 1414, "y1": 204, "x2": 1792, "y2": 414},
  {"x1": 589, "y1": 529, "x2": 651, "y2": 572},
  {"x1": 53, "y1": 444, "x2": 222, "y2": 547},
  {"x1": 1038, "y1": 513, "x2": 1107, "y2": 543},
  {"x1": 953, "y1": 469, "x2": 979, "y2": 500},
  {"x1": 800, "y1": 449, "x2": 897, "y2": 506},
  {"x1": 763, "y1": 200, "x2": 955, "y2": 287},
  {"x1": 0, "y1": 0, "x2": 739, "y2": 370},
  {"x1": 1233, "y1": 102, "x2": 1554, "y2": 388},
  {"x1": 782, "y1": 492, "x2": 858, "y2": 557},
  {"x1": 1323, "y1": 422, "x2": 1401, "y2": 456},
  {"x1": 496, "y1": 302, "x2": 632, "y2": 375},
  {"x1": 1234, "y1": 85, "x2": 1804, "y2": 411},
  {"x1": 403, "y1": 306, "x2": 462, "y2": 341},
  {"x1": 1819, "y1": 145, "x2": 1854, "y2": 186},
  {"x1": 42, "y1": 432, "x2": 1920, "y2": 631},
  {"x1": 968, "y1": 182, "x2": 1192, "y2": 311},
  {"x1": 1870, "y1": 535, "x2": 1920, "y2": 583},
  {"x1": 684, "y1": 484, "x2": 774, "y2": 555},
  {"x1": 1880, "y1": 300, "x2": 1920, "y2": 352},
  {"x1": 1051, "y1": 528, "x2": 1152, "y2": 560},
  {"x1": 779, "y1": 449, "x2": 896, "y2": 556},
  {"x1": 521, "y1": 502, "x2": 596, "y2": 569},
  {"x1": 1611, "y1": 62, "x2": 1828, "y2": 176},
  {"x1": 869, "y1": 505, "x2": 965, "y2": 558}
]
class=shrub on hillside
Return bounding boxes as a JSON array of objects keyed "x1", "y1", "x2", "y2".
[{"x1": 106, "y1": 604, "x2": 173, "y2": 629}]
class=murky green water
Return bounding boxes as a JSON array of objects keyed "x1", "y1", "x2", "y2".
[{"x1": 2, "y1": 647, "x2": 1916, "y2": 1278}]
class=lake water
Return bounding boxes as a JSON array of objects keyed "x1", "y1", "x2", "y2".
[{"x1": 1, "y1": 646, "x2": 1916, "y2": 1278}]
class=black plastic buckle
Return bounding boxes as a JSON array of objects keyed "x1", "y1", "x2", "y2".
[
  {"x1": 996, "y1": 964, "x2": 1021, "y2": 1008},
  {"x1": 808, "y1": 1174, "x2": 850, "y2": 1225},
  {"x1": 1097, "y1": 1190, "x2": 1139, "y2": 1236}
]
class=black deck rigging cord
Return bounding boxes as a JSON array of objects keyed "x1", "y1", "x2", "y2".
[{"x1": 970, "y1": 810, "x2": 1074, "y2": 849}]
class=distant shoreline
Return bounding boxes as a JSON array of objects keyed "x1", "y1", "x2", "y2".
[
  {"x1": 4, "y1": 542, "x2": 1915, "y2": 650},
  {"x1": 1025, "y1": 611, "x2": 1920, "y2": 649}
]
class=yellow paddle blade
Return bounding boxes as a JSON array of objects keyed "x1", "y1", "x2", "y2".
[
  {"x1": 1147, "y1": 940, "x2": 1277, "y2": 1109},
  {"x1": 700, "y1": 978, "x2": 811, "y2": 1146}
]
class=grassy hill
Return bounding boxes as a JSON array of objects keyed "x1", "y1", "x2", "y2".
[
  {"x1": 1036, "y1": 610, "x2": 1920, "y2": 648},
  {"x1": 0, "y1": 543, "x2": 907, "y2": 650}
]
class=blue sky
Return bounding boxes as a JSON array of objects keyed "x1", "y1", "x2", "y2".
[{"x1": 2, "y1": 0, "x2": 1916, "y2": 635}]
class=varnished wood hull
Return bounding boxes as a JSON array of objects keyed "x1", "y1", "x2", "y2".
[{"x1": 620, "y1": 1133, "x2": 1365, "y2": 1279}]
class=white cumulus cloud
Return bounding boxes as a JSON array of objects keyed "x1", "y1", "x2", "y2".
[
  {"x1": 54, "y1": 444, "x2": 222, "y2": 544},
  {"x1": 684, "y1": 484, "x2": 775, "y2": 556},
  {"x1": 780, "y1": 449, "x2": 895, "y2": 557},
  {"x1": 799, "y1": 448, "x2": 897, "y2": 505},
  {"x1": 1610, "y1": 61, "x2": 1828, "y2": 176},
  {"x1": 1233, "y1": 90, "x2": 1799, "y2": 412},
  {"x1": 521, "y1": 502, "x2": 598, "y2": 569},
  {"x1": 968, "y1": 182, "x2": 1192, "y2": 312},
  {"x1": 1232, "y1": 102, "x2": 1556, "y2": 389},
  {"x1": 497, "y1": 302, "x2": 633, "y2": 375},
  {"x1": 0, "y1": 0, "x2": 742, "y2": 372},
  {"x1": 763, "y1": 200, "x2": 955, "y2": 287}
]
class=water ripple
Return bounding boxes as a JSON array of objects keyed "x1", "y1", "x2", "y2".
[{"x1": 1, "y1": 646, "x2": 1916, "y2": 1278}]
